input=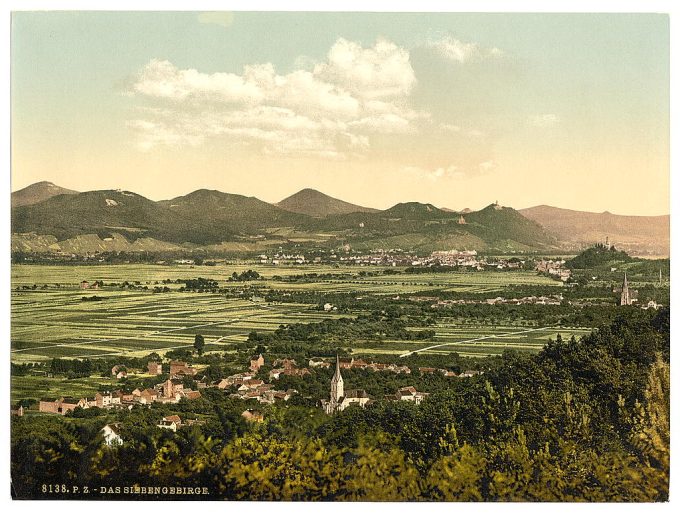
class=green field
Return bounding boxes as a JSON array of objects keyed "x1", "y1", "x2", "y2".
[{"x1": 11, "y1": 263, "x2": 579, "y2": 364}]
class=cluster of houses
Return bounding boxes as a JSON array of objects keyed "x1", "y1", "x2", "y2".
[
  {"x1": 209, "y1": 355, "x2": 297, "y2": 404},
  {"x1": 419, "y1": 367, "x2": 481, "y2": 378},
  {"x1": 431, "y1": 294, "x2": 564, "y2": 308},
  {"x1": 36, "y1": 352, "x2": 480, "y2": 418},
  {"x1": 258, "y1": 253, "x2": 308, "y2": 265},
  {"x1": 428, "y1": 250, "x2": 480, "y2": 267},
  {"x1": 310, "y1": 356, "x2": 413, "y2": 374},
  {"x1": 39, "y1": 360, "x2": 203, "y2": 415},
  {"x1": 535, "y1": 259, "x2": 572, "y2": 282},
  {"x1": 39, "y1": 381, "x2": 203, "y2": 415}
]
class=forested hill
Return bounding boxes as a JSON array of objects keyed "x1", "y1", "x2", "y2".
[{"x1": 277, "y1": 188, "x2": 378, "y2": 217}]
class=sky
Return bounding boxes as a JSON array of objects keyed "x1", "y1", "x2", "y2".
[{"x1": 10, "y1": 11, "x2": 670, "y2": 215}]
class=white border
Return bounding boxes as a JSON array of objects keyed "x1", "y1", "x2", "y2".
[{"x1": 2, "y1": 2, "x2": 677, "y2": 514}]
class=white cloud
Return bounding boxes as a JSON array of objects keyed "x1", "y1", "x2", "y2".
[
  {"x1": 529, "y1": 114, "x2": 560, "y2": 128},
  {"x1": 425, "y1": 35, "x2": 504, "y2": 63},
  {"x1": 128, "y1": 38, "x2": 422, "y2": 156},
  {"x1": 197, "y1": 12, "x2": 234, "y2": 28},
  {"x1": 314, "y1": 38, "x2": 416, "y2": 100}
]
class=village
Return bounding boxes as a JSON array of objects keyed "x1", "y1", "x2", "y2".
[
  {"x1": 255, "y1": 247, "x2": 573, "y2": 281},
  {"x1": 32, "y1": 354, "x2": 482, "y2": 434}
]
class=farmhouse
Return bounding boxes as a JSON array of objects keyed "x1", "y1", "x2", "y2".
[
  {"x1": 249, "y1": 354, "x2": 265, "y2": 372},
  {"x1": 385, "y1": 386, "x2": 429, "y2": 405},
  {"x1": 94, "y1": 391, "x2": 121, "y2": 408},
  {"x1": 309, "y1": 357, "x2": 331, "y2": 368},
  {"x1": 269, "y1": 368, "x2": 285, "y2": 380},
  {"x1": 169, "y1": 361, "x2": 197, "y2": 377},
  {"x1": 39, "y1": 397, "x2": 89, "y2": 415},
  {"x1": 139, "y1": 388, "x2": 158, "y2": 404},
  {"x1": 158, "y1": 415, "x2": 182, "y2": 432},
  {"x1": 147, "y1": 361, "x2": 162, "y2": 375},
  {"x1": 111, "y1": 365, "x2": 125, "y2": 376},
  {"x1": 102, "y1": 423, "x2": 123, "y2": 446}
]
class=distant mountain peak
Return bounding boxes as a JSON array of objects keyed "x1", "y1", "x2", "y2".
[
  {"x1": 11, "y1": 181, "x2": 78, "y2": 208},
  {"x1": 277, "y1": 188, "x2": 378, "y2": 217}
]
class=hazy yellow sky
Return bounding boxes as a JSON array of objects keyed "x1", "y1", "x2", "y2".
[{"x1": 11, "y1": 12, "x2": 669, "y2": 215}]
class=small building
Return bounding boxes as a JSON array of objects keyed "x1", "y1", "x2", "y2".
[
  {"x1": 250, "y1": 354, "x2": 265, "y2": 372},
  {"x1": 158, "y1": 415, "x2": 181, "y2": 432},
  {"x1": 273, "y1": 358, "x2": 297, "y2": 370},
  {"x1": 309, "y1": 358, "x2": 330, "y2": 368},
  {"x1": 643, "y1": 300, "x2": 661, "y2": 310},
  {"x1": 11, "y1": 405, "x2": 24, "y2": 417},
  {"x1": 139, "y1": 388, "x2": 158, "y2": 404},
  {"x1": 102, "y1": 423, "x2": 123, "y2": 446},
  {"x1": 241, "y1": 409, "x2": 264, "y2": 423},
  {"x1": 147, "y1": 362, "x2": 162, "y2": 375},
  {"x1": 184, "y1": 390, "x2": 202, "y2": 400},
  {"x1": 80, "y1": 280, "x2": 90, "y2": 289},
  {"x1": 390, "y1": 386, "x2": 429, "y2": 405},
  {"x1": 39, "y1": 397, "x2": 89, "y2": 415},
  {"x1": 269, "y1": 368, "x2": 285, "y2": 380},
  {"x1": 169, "y1": 361, "x2": 197, "y2": 377}
]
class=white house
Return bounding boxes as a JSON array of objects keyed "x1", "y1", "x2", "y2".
[{"x1": 101, "y1": 424, "x2": 123, "y2": 446}]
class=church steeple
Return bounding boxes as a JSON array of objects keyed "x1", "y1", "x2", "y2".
[
  {"x1": 620, "y1": 272, "x2": 632, "y2": 306},
  {"x1": 330, "y1": 355, "x2": 344, "y2": 403}
]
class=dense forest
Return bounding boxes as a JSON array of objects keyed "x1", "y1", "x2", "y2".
[{"x1": 11, "y1": 308, "x2": 669, "y2": 501}]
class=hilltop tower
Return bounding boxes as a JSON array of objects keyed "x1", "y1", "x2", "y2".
[
  {"x1": 620, "y1": 273, "x2": 632, "y2": 306},
  {"x1": 330, "y1": 355, "x2": 344, "y2": 404}
]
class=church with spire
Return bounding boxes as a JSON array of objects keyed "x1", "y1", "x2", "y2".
[
  {"x1": 619, "y1": 272, "x2": 638, "y2": 306},
  {"x1": 321, "y1": 355, "x2": 370, "y2": 414}
]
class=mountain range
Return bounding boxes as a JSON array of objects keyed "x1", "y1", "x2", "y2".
[
  {"x1": 519, "y1": 205, "x2": 670, "y2": 256},
  {"x1": 10, "y1": 182, "x2": 669, "y2": 256}
]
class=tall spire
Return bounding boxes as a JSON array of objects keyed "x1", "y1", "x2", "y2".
[
  {"x1": 620, "y1": 272, "x2": 631, "y2": 306},
  {"x1": 330, "y1": 354, "x2": 344, "y2": 404}
]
